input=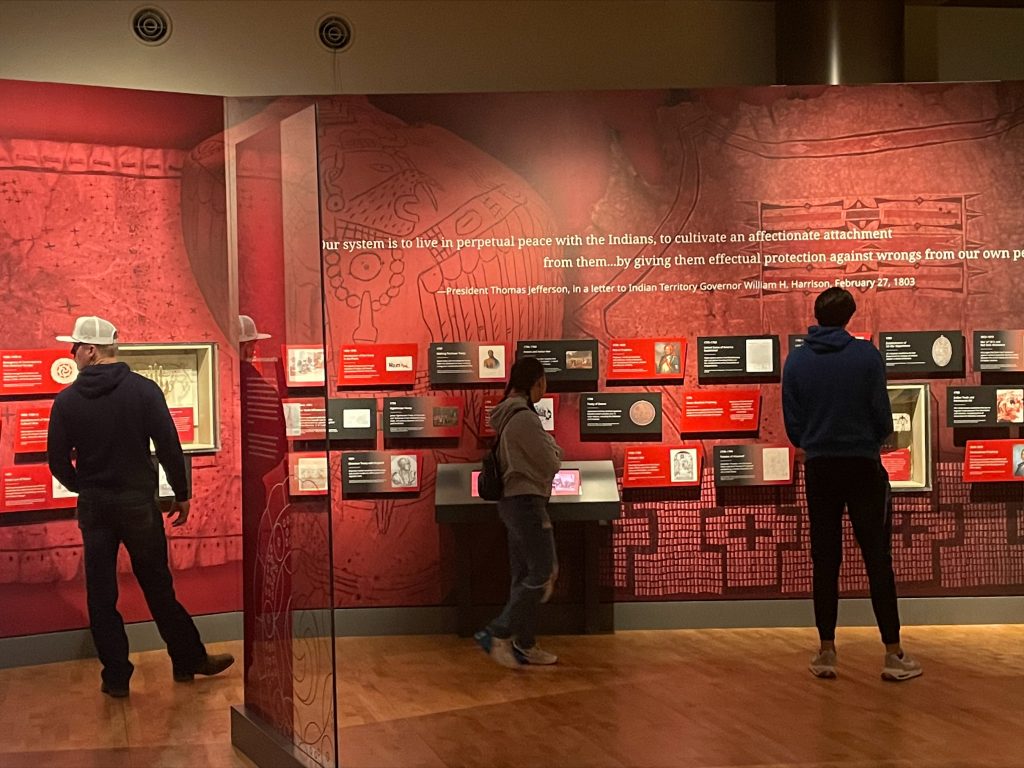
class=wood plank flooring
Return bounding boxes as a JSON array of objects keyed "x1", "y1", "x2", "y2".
[{"x1": 0, "y1": 626, "x2": 1021, "y2": 767}]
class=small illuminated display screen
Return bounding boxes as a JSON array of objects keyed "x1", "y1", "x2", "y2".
[{"x1": 470, "y1": 469, "x2": 582, "y2": 498}]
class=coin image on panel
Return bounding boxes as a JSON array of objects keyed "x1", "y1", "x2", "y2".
[
  {"x1": 931, "y1": 334, "x2": 953, "y2": 367},
  {"x1": 50, "y1": 357, "x2": 78, "y2": 385},
  {"x1": 628, "y1": 399, "x2": 656, "y2": 426}
]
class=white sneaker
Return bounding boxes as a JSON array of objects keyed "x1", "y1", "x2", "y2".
[
  {"x1": 513, "y1": 641, "x2": 558, "y2": 665},
  {"x1": 489, "y1": 637, "x2": 522, "y2": 669},
  {"x1": 809, "y1": 649, "x2": 837, "y2": 678},
  {"x1": 882, "y1": 652, "x2": 923, "y2": 682}
]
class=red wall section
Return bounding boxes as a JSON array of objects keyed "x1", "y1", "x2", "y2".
[
  {"x1": 3, "y1": 81, "x2": 1024, "y2": 640},
  {"x1": 0, "y1": 82, "x2": 239, "y2": 638},
  {"x1": 0, "y1": 79, "x2": 223, "y2": 150},
  {"x1": 310, "y1": 85, "x2": 1024, "y2": 605}
]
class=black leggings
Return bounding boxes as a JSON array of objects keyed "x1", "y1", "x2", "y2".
[{"x1": 804, "y1": 457, "x2": 901, "y2": 646}]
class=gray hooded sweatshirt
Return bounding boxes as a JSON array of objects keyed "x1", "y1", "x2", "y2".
[{"x1": 490, "y1": 393, "x2": 563, "y2": 498}]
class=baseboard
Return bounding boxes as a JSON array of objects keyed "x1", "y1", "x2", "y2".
[
  {"x1": 611, "y1": 596, "x2": 1024, "y2": 630},
  {"x1": 0, "y1": 611, "x2": 242, "y2": 670},
  {"x1": 3, "y1": 597, "x2": 1021, "y2": 668}
]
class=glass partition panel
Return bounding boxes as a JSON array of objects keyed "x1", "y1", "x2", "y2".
[{"x1": 231, "y1": 99, "x2": 337, "y2": 768}]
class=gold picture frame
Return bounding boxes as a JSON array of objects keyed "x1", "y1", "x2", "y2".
[{"x1": 120, "y1": 343, "x2": 220, "y2": 453}]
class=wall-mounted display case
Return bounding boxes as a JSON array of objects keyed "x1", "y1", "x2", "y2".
[
  {"x1": 884, "y1": 383, "x2": 932, "y2": 492},
  {"x1": 120, "y1": 343, "x2": 220, "y2": 453}
]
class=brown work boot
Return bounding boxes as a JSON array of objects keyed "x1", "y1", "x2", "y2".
[{"x1": 173, "y1": 653, "x2": 235, "y2": 682}]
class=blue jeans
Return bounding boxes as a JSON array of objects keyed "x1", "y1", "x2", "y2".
[
  {"x1": 78, "y1": 491, "x2": 207, "y2": 687},
  {"x1": 487, "y1": 495, "x2": 557, "y2": 649}
]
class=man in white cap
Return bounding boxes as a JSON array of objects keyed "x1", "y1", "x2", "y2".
[
  {"x1": 237, "y1": 313, "x2": 285, "y2": 492},
  {"x1": 238, "y1": 314, "x2": 271, "y2": 361},
  {"x1": 236, "y1": 314, "x2": 289, "y2": 693},
  {"x1": 47, "y1": 316, "x2": 233, "y2": 698}
]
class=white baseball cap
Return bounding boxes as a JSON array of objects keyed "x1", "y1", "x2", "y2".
[
  {"x1": 56, "y1": 316, "x2": 118, "y2": 345},
  {"x1": 239, "y1": 315, "x2": 271, "y2": 342}
]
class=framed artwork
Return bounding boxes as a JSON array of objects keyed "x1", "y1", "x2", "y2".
[{"x1": 120, "y1": 343, "x2": 220, "y2": 453}]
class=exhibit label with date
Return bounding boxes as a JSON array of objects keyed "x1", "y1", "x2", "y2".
[
  {"x1": 973, "y1": 330, "x2": 1024, "y2": 372},
  {"x1": 480, "y1": 394, "x2": 556, "y2": 436},
  {"x1": 337, "y1": 344, "x2": 418, "y2": 388},
  {"x1": 383, "y1": 396, "x2": 463, "y2": 439},
  {"x1": 579, "y1": 392, "x2": 662, "y2": 437},
  {"x1": 1, "y1": 465, "x2": 77, "y2": 512},
  {"x1": 341, "y1": 451, "x2": 422, "y2": 494},
  {"x1": 607, "y1": 338, "x2": 686, "y2": 381},
  {"x1": 327, "y1": 397, "x2": 378, "y2": 441},
  {"x1": 697, "y1": 336, "x2": 780, "y2": 381},
  {"x1": 788, "y1": 331, "x2": 871, "y2": 352},
  {"x1": 713, "y1": 444, "x2": 794, "y2": 486},
  {"x1": 963, "y1": 440, "x2": 1024, "y2": 483},
  {"x1": 517, "y1": 339, "x2": 599, "y2": 382},
  {"x1": 283, "y1": 397, "x2": 328, "y2": 439},
  {"x1": 0, "y1": 349, "x2": 78, "y2": 396},
  {"x1": 679, "y1": 389, "x2": 761, "y2": 434},
  {"x1": 429, "y1": 342, "x2": 509, "y2": 385},
  {"x1": 880, "y1": 331, "x2": 964, "y2": 376},
  {"x1": 947, "y1": 386, "x2": 1024, "y2": 427},
  {"x1": 622, "y1": 445, "x2": 703, "y2": 488},
  {"x1": 13, "y1": 405, "x2": 51, "y2": 453}
]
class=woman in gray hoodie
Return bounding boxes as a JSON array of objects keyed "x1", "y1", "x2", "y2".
[{"x1": 475, "y1": 356, "x2": 563, "y2": 668}]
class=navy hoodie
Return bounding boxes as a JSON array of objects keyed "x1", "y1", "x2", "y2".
[
  {"x1": 47, "y1": 362, "x2": 189, "y2": 502},
  {"x1": 782, "y1": 326, "x2": 893, "y2": 460}
]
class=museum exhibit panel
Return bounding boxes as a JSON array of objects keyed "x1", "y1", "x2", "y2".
[
  {"x1": 119, "y1": 343, "x2": 220, "y2": 452},
  {"x1": 3, "y1": 73, "x2": 1024, "y2": 768},
  {"x1": 232, "y1": 83, "x2": 1024, "y2": 655},
  {"x1": 230, "y1": 102, "x2": 338, "y2": 767},
  {"x1": 0, "y1": 82, "x2": 242, "y2": 640},
  {"x1": 885, "y1": 383, "x2": 933, "y2": 491}
]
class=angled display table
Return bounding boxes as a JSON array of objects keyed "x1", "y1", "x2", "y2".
[{"x1": 435, "y1": 460, "x2": 620, "y2": 636}]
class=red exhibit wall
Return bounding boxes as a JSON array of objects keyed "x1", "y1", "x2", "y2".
[
  {"x1": 3, "y1": 79, "x2": 1024, "y2": 640},
  {"x1": 0, "y1": 80, "x2": 240, "y2": 638},
  {"x1": 307, "y1": 84, "x2": 1024, "y2": 606}
]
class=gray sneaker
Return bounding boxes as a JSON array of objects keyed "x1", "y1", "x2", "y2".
[
  {"x1": 882, "y1": 652, "x2": 923, "y2": 682},
  {"x1": 489, "y1": 637, "x2": 522, "y2": 669},
  {"x1": 809, "y1": 649, "x2": 837, "y2": 678},
  {"x1": 513, "y1": 641, "x2": 558, "y2": 665}
]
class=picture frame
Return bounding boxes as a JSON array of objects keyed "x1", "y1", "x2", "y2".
[{"x1": 119, "y1": 342, "x2": 220, "y2": 453}]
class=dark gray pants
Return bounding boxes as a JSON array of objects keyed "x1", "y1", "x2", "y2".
[
  {"x1": 487, "y1": 494, "x2": 556, "y2": 649},
  {"x1": 78, "y1": 492, "x2": 207, "y2": 687}
]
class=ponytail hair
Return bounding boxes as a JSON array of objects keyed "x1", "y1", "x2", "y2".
[{"x1": 503, "y1": 356, "x2": 546, "y2": 409}]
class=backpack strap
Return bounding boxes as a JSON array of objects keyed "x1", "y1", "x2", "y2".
[
  {"x1": 493, "y1": 404, "x2": 532, "y2": 461},
  {"x1": 495, "y1": 404, "x2": 532, "y2": 441}
]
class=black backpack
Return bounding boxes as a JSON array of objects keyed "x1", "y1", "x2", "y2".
[{"x1": 477, "y1": 405, "x2": 529, "y2": 501}]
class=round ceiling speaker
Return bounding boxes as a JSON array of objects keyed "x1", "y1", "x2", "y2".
[
  {"x1": 318, "y1": 15, "x2": 353, "y2": 52},
  {"x1": 132, "y1": 6, "x2": 172, "y2": 46}
]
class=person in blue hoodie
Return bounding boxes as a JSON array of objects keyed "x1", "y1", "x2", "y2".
[
  {"x1": 48, "y1": 316, "x2": 234, "y2": 698},
  {"x1": 782, "y1": 289, "x2": 922, "y2": 682}
]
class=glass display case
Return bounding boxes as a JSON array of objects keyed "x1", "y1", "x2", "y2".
[
  {"x1": 884, "y1": 383, "x2": 933, "y2": 492},
  {"x1": 120, "y1": 343, "x2": 220, "y2": 453}
]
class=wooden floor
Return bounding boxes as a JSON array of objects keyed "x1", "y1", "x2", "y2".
[{"x1": 0, "y1": 626, "x2": 1022, "y2": 767}]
